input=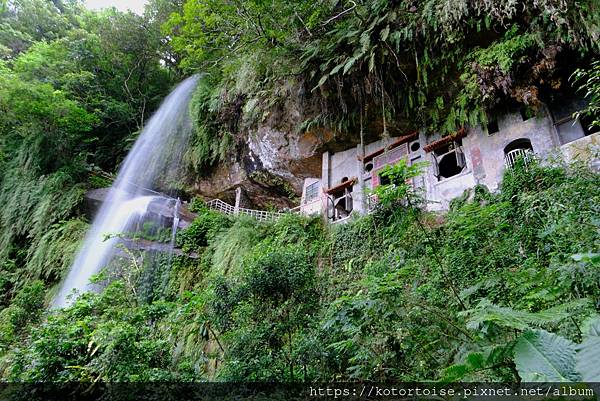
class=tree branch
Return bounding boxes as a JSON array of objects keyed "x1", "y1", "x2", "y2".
[{"x1": 322, "y1": 1, "x2": 357, "y2": 26}]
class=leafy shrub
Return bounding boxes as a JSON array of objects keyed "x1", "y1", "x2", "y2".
[
  {"x1": 213, "y1": 245, "x2": 318, "y2": 381},
  {"x1": 0, "y1": 281, "x2": 45, "y2": 351},
  {"x1": 244, "y1": 246, "x2": 314, "y2": 303},
  {"x1": 177, "y1": 210, "x2": 232, "y2": 252},
  {"x1": 372, "y1": 159, "x2": 428, "y2": 208},
  {"x1": 330, "y1": 216, "x2": 376, "y2": 273},
  {"x1": 8, "y1": 282, "x2": 195, "y2": 381},
  {"x1": 188, "y1": 197, "x2": 207, "y2": 213}
]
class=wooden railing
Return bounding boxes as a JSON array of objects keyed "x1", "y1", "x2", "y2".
[{"x1": 206, "y1": 199, "x2": 299, "y2": 222}]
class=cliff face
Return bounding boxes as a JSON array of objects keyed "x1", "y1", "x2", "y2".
[
  {"x1": 187, "y1": 90, "x2": 362, "y2": 209},
  {"x1": 167, "y1": 0, "x2": 599, "y2": 210},
  {"x1": 190, "y1": 126, "x2": 326, "y2": 209},
  {"x1": 184, "y1": 80, "x2": 406, "y2": 209}
]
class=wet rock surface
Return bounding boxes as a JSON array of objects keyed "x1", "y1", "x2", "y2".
[
  {"x1": 188, "y1": 113, "x2": 362, "y2": 209},
  {"x1": 84, "y1": 189, "x2": 196, "y2": 229}
]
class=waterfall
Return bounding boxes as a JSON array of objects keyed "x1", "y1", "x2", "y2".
[
  {"x1": 166, "y1": 197, "x2": 181, "y2": 276},
  {"x1": 170, "y1": 198, "x2": 181, "y2": 254},
  {"x1": 53, "y1": 76, "x2": 199, "y2": 309}
]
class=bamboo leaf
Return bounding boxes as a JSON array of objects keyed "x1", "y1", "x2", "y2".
[{"x1": 343, "y1": 56, "x2": 359, "y2": 75}]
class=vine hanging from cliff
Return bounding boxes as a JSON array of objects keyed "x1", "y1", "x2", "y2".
[{"x1": 167, "y1": 0, "x2": 599, "y2": 143}]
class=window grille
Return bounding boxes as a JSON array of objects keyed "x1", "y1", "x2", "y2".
[
  {"x1": 504, "y1": 148, "x2": 533, "y2": 169},
  {"x1": 304, "y1": 182, "x2": 319, "y2": 203}
]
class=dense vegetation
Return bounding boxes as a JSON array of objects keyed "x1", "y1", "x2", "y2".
[
  {"x1": 2, "y1": 159, "x2": 598, "y2": 382},
  {"x1": 0, "y1": 0, "x2": 599, "y2": 385},
  {"x1": 0, "y1": 0, "x2": 180, "y2": 311},
  {"x1": 166, "y1": 0, "x2": 599, "y2": 169}
]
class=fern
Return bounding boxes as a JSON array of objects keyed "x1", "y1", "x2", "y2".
[
  {"x1": 210, "y1": 217, "x2": 265, "y2": 276},
  {"x1": 439, "y1": 344, "x2": 514, "y2": 382},
  {"x1": 462, "y1": 298, "x2": 591, "y2": 331},
  {"x1": 0, "y1": 168, "x2": 86, "y2": 261},
  {"x1": 26, "y1": 218, "x2": 88, "y2": 283}
]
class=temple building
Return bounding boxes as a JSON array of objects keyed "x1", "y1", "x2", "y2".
[{"x1": 299, "y1": 99, "x2": 600, "y2": 223}]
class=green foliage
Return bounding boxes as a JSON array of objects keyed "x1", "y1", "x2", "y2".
[
  {"x1": 514, "y1": 329, "x2": 580, "y2": 381},
  {"x1": 329, "y1": 215, "x2": 377, "y2": 273},
  {"x1": 188, "y1": 196, "x2": 207, "y2": 213},
  {"x1": 372, "y1": 159, "x2": 428, "y2": 207},
  {"x1": 513, "y1": 317, "x2": 600, "y2": 382},
  {"x1": 464, "y1": 299, "x2": 591, "y2": 333},
  {"x1": 572, "y1": 59, "x2": 600, "y2": 131},
  {"x1": 0, "y1": 170, "x2": 86, "y2": 254},
  {"x1": 0, "y1": 0, "x2": 180, "y2": 377},
  {"x1": 575, "y1": 317, "x2": 600, "y2": 381},
  {"x1": 216, "y1": 244, "x2": 319, "y2": 381},
  {"x1": 0, "y1": 0, "x2": 598, "y2": 382},
  {"x1": 183, "y1": 78, "x2": 234, "y2": 172},
  {"x1": 164, "y1": 0, "x2": 327, "y2": 72},
  {"x1": 8, "y1": 283, "x2": 195, "y2": 381},
  {"x1": 210, "y1": 217, "x2": 267, "y2": 275},
  {"x1": 244, "y1": 246, "x2": 313, "y2": 304},
  {"x1": 26, "y1": 219, "x2": 88, "y2": 284},
  {"x1": 0, "y1": 281, "x2": 45, "y2": 351},
  {"x1": 471, "y1": 27, "x2": 539, "y2": 73},
  {"x1": 3, "y1": 161, "x2": 599, "y2": 382},
  {"x1": 128, "y1": 221, "x2": 173, "y2": 244},
  {"x1": 440, "y1": 347, "x2": 513, "y2": 382},
  {"x1": 177, "y1": 209, "x2": 232, "y2": 252}
]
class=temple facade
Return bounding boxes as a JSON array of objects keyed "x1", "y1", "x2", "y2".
[{"x1": 299, "y1": 100, "x2": 600, "y2": 223}]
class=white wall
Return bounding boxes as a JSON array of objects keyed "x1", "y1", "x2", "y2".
[
  {"x1": 301, "y1": 108, "x2": 594, "y2": 217},
  {"x1": 299, "y1": 177, "x2": 324, "y2": 215}
]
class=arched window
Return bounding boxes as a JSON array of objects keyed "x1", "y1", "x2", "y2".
[{"x1": 504, "y1": 138, "x2": 533, "y2": 168}]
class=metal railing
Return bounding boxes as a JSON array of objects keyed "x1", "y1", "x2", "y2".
[
  {"x1": 367, "y1": 193, "x2": 378, "y2": 213},
  {"x1": 287, "y1": 205, "x2": 302, "y2": 213},
  {"x1": 206, "y1": 199, "x2": 236, "y2": 214},
  {"x1": 505, "y1": 148, "x2": 533, "y2": 169},
  {"x1": 205, "y1": 199, "x2": 298, "y2": 222}
]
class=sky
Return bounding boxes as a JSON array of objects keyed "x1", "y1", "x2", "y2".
[{"x1": 85, "y1": 0, "x2": 148, "y2": 15}]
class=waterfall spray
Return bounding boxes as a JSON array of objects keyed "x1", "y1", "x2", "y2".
[{"x1": 53, "y1": 76, "x2": 199, "y2": 308}]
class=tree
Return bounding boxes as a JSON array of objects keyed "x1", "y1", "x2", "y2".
[
  {"x1": 572, "y1": 60, "x2": 600, "y2": 131},
  {"x1": 0, "y1": 0, "x2": 175, "y2": 327}
]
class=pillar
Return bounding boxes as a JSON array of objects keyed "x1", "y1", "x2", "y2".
[
  {"x1": 356, "y1": 143, "x2": 366, "y2": 214},
  {"x1": 234, "y1": 187, "x2": 242, "y2": 215}
]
